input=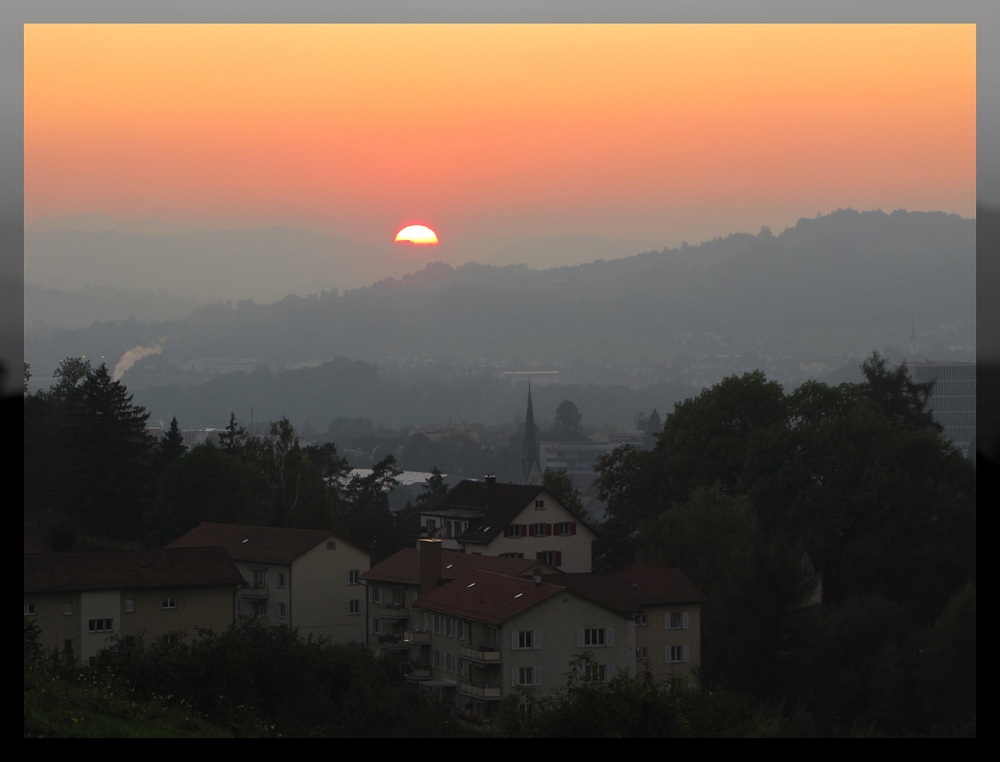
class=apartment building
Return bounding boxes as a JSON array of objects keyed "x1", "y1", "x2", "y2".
[
  {"x1": 411, "y1": 568, "x2": 632, "y2": 720},
  {"x1": 23, "y1": 547, "x2": 243, "y2": 666},
  {"x1": 360, "y1": 539, "x2": 559, "y2": 657},
  {"x1": 169, "y1": 522, "x2": 370, "y2": 643},
  {"x1": 540, "y1": 566, "x2": 706, "y2": 684}
]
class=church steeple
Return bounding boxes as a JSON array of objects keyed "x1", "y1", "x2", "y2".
[{"x1": 520, "y1": 383, "x2": 541, "y2": 485}]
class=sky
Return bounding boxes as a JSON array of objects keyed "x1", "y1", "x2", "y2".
[{"x1": 24, "y1": 23, "x2": 976, "y2": 262}]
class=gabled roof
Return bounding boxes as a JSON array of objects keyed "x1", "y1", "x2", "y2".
[
  {"x1": 539, "y1": 567, "x2": 707, "y2": 614},
  {"x1": 24, "y1": 547, "x2": 244, "y2": 594},
  {"x1": 169, "y1": 522, "x2": 356, "y2": 565},
  {"x1": 437, "y1": 479, "x2": 595, "y2": 545},
  {"x1": 360, "y1": 547, "x2": 549, "y2": 585},
  {"x1": 412, "y1": 569, "x2": 567, "y2": 625}
]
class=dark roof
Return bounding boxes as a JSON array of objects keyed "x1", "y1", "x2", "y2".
[
  {"x1": 24, "y1": 524, "x2": 52, "y2": 554},
  {"x1": 539, "y1": 567, "x2": 707, "y2": 614},
  {"x1": 438, "y1": 479, "x2": 595, "y2": 545},
  {"x1": 169, "y1": 522, "x2": 357, "y2": 565},
  {"x1": 360, "y1": 547, "x2": 548, "y2": 585},
  {"x1": 412, "y1": 569, "x2": 566, "y2": 625},
  {"x1": 24, "y1": 547, "x2": 244, "y2": 594}
]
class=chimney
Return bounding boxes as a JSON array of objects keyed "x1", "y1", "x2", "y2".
[
  {"x1": 419, "y1": 538, "x2": 443, "y2": 597},
  {"x1": 485, "y1": 474, "x2": 496, "y2": 486}
]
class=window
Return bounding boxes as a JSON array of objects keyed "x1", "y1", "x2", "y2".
[
  {"x1": 506, "y1": 524, "x2": 522, "y2": 538},
  {"x1": 63, "y1": 602, "x2": 73, "y2": 616},
  {"x1": 457, "y1": 620, "x2": 466, "y2": 641},
  {"x1": 434, "y1": 650, "x2": 442, "y2": 668},
  {"x1": 584, "y1": 663, "x2": 614, "y2": 682},
  {"x1": 369, "y1": 586, "x2": 383, "y2": 604},
  {"x1": 512, "y1": 630, "x2": 541, "y2": 650},
  {"x1": 538, "y1": 550, "x2": 562, "y2": 567},
  {"x1": 635, "y1": 613, "x2": 648, "y2": 626},
  {"x1": 162, "y1": 597, "x2": 176, "y2": 609},
  {"x1": 577, "y1": 628, "x2": 614, "y2": 647},
  {"x1": 89, "y1": 619, "x2": 113, "y2": 633},
  {"x1": 125, "y1": 599, "x2": 135, "y2": 613},
  {"x1": 500, "y1": 552, "x2": 524, "y2": 558},
  {"x1": 425, "y1": 518, "x2": 437, "y2": 533},
  {"x1": 446, "y1": 618, "x2": 454, "y2": 637},
  {"x1": 446, "y1": 653, "x2": 455, "y2": 672},
  {"x1": 556, "y1": 521, "x2": 575, "y2": 536},
  {"x1": 667, "y1": 645, "x2": 691, "y2": 663},
  {"x1": 512, "y1": 667, "x2": 541, "y2": 686},
  {"x1": 347, "y1": 599, "x2": 361, "y2": 615},
  {"x1": 369, "y1": 618, "x2": 383, "y2": 635},
  {"x1": 275, "y1": 602, "x2": 288, "y2": 618},
  {"x1": 637, "y1": 646, "x2": 649, "y2": 659},
  {"x1": 391, "y1": 588, "x2": 405, "y2": 607},
  {"x1": 459, "y1": 658, "x2": 466, "y2": 677},
  {"x1": 532, "y1": 523, "x2": 549, "y2": 537},
  {"x1": 534, "y1": 499, "x2": 545, "y2": 509},
  {"x1": 23, "y1": 604, "x2": 35, "y2": 616},
  {"x1": 275, "y1": 572, "x2": 288, "y2": 588},
  {"x1": 253, "y1": 569, "x2": 266, "y2": 589},
  {"x1": 665, "y1": 612, "x2": 690, "y2": 630}
]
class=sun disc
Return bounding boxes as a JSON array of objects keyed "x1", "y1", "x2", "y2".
[{"x1": 395, "y1": 224, "x2": 439, "y2": 245}]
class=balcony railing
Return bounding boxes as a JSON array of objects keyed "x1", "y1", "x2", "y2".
[
  {"x1": 459, "y1": 682, "x2": 502, "y2": 700},
  {"x1": 378, "y1": 605, "x2": 409, "y2": 619},
  {"x1": 403, "y1": 629, "x2": 431, "y2": 645},
  {"x1": 241, "y1": 586, "x2": 269, "y2": 599},
  {"x1": 377, "y1": 633, "x2": 408, "y2": 651},
  {"x1": 460, "y1": 646, "x2": 502, "y2": 664},
  {"x1": 403, "y1": 665, "x2": 432, "y2": 681}
]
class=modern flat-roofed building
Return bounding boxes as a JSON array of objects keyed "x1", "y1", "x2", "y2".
[{"x1": 903, "y1": 361, "x2": 976, "y2": 457}]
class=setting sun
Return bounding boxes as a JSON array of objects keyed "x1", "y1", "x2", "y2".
[{"x1": 395, "y1": 224, "x2": 439, "y2": 245}]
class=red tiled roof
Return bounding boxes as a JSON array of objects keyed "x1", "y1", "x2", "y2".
[
  {"x1": 360, "y1": 547, "x2": 544, "y2": 585},
  {"x1": 412, "y1": 569, "x2": 566, "y2": 625},
  {"x1": 539, "y1": 567, "x2": 707, "y2": 613},
  {"x1": 24, "y1": 547, "x2": 244, "y2": 593},
  {"x1": 168, "y1": 522, "x2": 354, "y2": 564}
]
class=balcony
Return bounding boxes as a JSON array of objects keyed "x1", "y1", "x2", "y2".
[
  {"x1": 241, "y1": 586, "x2": 268, "y2": 599},
  {"x1": 460, "y1": 645, "x2": 502, "y2": 665},
  {"x1": 377, "y1": 633, "x2": 408, "y2": 652},
  {"x1": 403, "y1": 664, "x2": 432, "y2": 682},
  {"x1": 378, "y1": 605, "x2": 409, "y2": 620},
  {"x1": 459, "y1": 682, "x2": 502, "y2": 700},
  {"x1": 403, "y1": 629, "x2": 431, "y2": 645}
]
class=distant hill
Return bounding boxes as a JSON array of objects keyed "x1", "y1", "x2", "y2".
[{"x1": 25, "y1": 208, "x2": 975, "y2": 393}]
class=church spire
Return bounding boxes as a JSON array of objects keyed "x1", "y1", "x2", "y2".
[{"x1": 520, "y1": 383, "x2": 541, "y2": 485}]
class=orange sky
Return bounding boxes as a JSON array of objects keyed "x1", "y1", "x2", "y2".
[{"x1": 24, "y1": 24, "x2": 975, "y2": 253}]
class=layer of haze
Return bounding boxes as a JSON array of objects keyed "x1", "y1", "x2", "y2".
[{"x1": 25, "y1": 24, "x2": 975, "y2": 268}]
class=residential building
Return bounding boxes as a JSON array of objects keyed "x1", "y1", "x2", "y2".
[
  {"x1": 23, "y1": 547, "x2": 243, "y2": 666},
  {"x1": 539, "y1": 566, "x2": 706, "y2": 684},
  {"x1": 169, "y1": 522, "x2": 370, "y2": 644},
  {"x1": 411, "y1": 568, "x2": 633, "y2": 720},
  {"x1": 419, "y1": 477, "x2": 598, "y2": 572},
  {"x1": 360, "y1": 539, "x2": 559, "y2": 658}
]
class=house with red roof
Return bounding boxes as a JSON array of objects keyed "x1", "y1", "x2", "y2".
[
  {"x1": 169, "y1": 522, "x2": 370, "y2": 644},
  {"x1": 410, "y1": 566, "x2": 633, "y2": 720},
  {"x1": 360, "y1": 538, "x2": 559, "y2": 657},
  {"x1": 419, "y1": 476, "x2": 598, "y2": 572},
  {"x1": 539, "y1": 567, "x2": 706, "y2": 683},
  {"x1": 23, "y1": 547, "x2": 244, "y2": 666}
]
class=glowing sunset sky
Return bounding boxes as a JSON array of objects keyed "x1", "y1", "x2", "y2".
[{"x1": 24, "y1": 24, "x2": 975, "y2": 253}]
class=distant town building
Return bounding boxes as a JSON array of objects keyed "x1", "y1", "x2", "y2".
[{"x1": 904, "y1": 361, "x2": 976, "y2": 457}]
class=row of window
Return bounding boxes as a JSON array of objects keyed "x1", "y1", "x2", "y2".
[
  {"x1": 238, "y1": 599, "x2": 289, "y2": 618},
  {"x1": 634, "y1": 612, "x2": 691, "y2": 629},
  {"x1": 250, "y1": 569, "x2": 289, "y2": 589},
  {"x1": 423, "y1": 519, "x2": 469, "y2": 538},
  {"x1": 508, "y1": 628, "x2": 616, "y2": 649},
  {"x1": 636, "y1": 645, "x2": 691, "y2": 663},
  {"x1": 504, "y1": 522, "x2": 576, "y2": 538},
  {"x1": 434, "y1": 649, "x2": 469, "y2": 677},
  {"x1": 24, "y1": 598, "x2": 178, "y2": 618},
  {"x1": 499, "y1": 551, "x2": 563, "y2": 566},
  {"x1": 367, "y1": 587, "x2": 406, "y2": 606}
]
